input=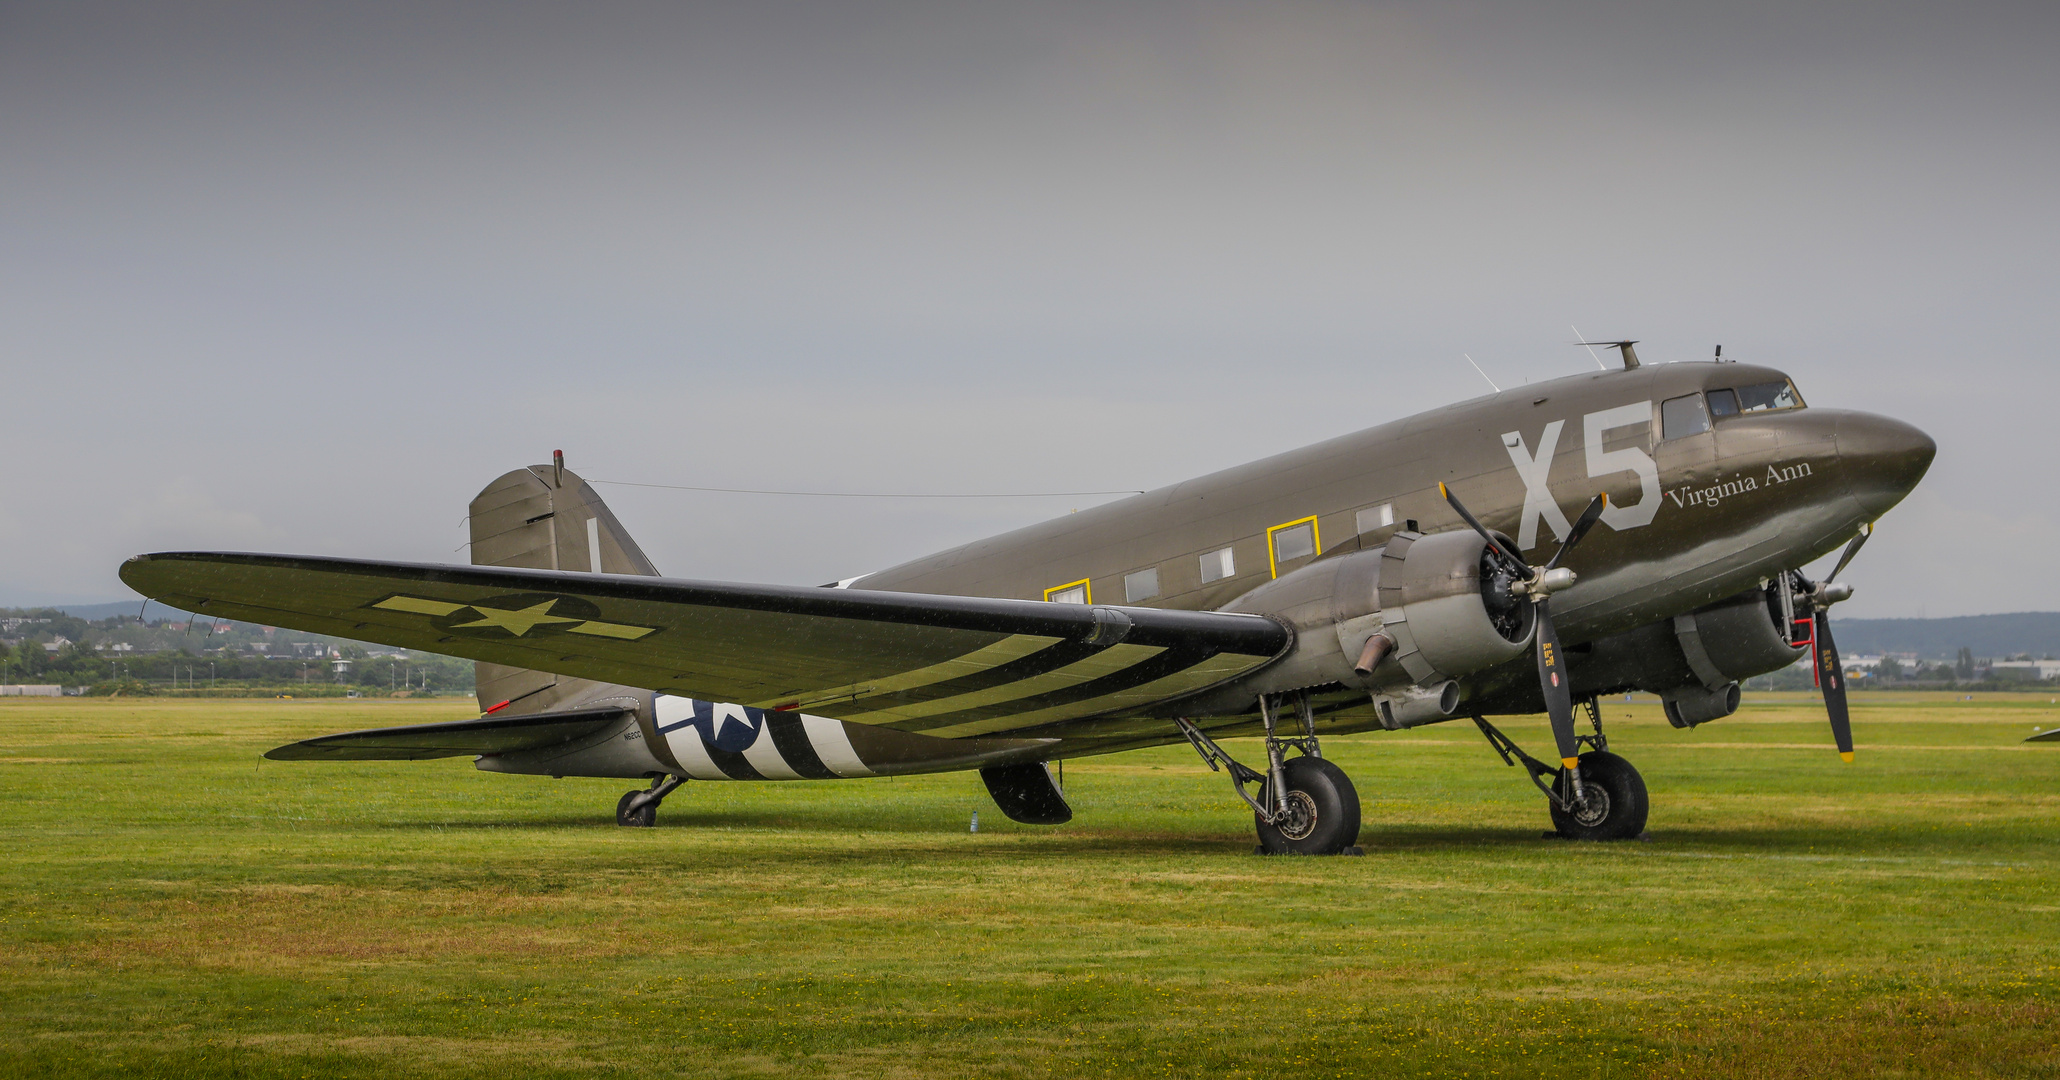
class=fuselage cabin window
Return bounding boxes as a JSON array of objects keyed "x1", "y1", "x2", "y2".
[
  {"x1": 1199, "y1": 547, "x2": 1235, "y2": 583},
  {"x1": 1044, "y1": 581, "x2": 1089, "y2": 604},
  {"x1": 1355, "y1": 503, "x2": 1394, "y2": 535},
  {"x1": 1123, "y1": 567, "x2": 1160, "y2": 603},
  {"x1": 1661, "y1": 393, "x2": 1710, "y2": 439}
]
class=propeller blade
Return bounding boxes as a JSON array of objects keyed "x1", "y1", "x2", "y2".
[
  {"x1": 1814, "y1": 610, "x2": 1855, "y2": 761},
  {"x1": 1535, "y1": 598, "x2": 1580, "y2": 768},
  {"x1": 1828, "y1": 523, "x2": 1872, "y2": 583},
  {"x1": 1439, "y1": 482, "x2": 1531, "y2": 578},
  {"x1": 1544, "y1": 493, "x2": 1610, "y2": 572}
]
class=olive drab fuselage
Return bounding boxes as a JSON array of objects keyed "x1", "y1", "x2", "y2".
[{"x1": 852, "y1": 359, "x2": 1934, "y2": 739}]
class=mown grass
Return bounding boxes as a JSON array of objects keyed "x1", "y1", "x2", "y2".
[{"x1": 1, "y1": 693, "x2": 2056, "y2": 1078}]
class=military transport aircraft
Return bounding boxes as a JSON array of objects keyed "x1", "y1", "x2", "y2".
[{"x1": 121, "y1": 343, "x2": 1934, "y2": 854}]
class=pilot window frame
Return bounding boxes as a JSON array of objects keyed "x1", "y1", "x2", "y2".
[
  {"x1": 1123, "y1": 567, "x2": 1160, "y2": 603},
  {"x1": 1266, "y1": 516, "x2": 1321, "y2": 578},
  {"x1": 1199, "y1": 546, "x2": 1236, "y2": 584},
  {"x1": 1661, "y1": 393, "x2": 1711, "y2": 439},
  {"x1": 1043, "y1": 579, "x2": 1091, "y2": 604}
]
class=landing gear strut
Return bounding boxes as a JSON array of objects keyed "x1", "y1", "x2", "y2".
[
  {"x1": 1175, "y1": 693, "x2": 1362, "y2": 855},
  {"x1": 1473, "y1": 703, "x2": 1647, "y2": 841},
  {"x1": 616, "y1": 774, "x2": 684, "y2": 828}
]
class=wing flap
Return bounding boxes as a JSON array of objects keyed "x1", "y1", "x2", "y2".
[{"x1": 266, "y1": 706, "x2": 629, "y2": 760}]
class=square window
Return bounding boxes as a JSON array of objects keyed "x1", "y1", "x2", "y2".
[
  {"x1": 1355, "y1": 503, "x2": 1394, "y2": 535},
  {"x1": 1661, "y1": 393, "x2": 1710, "y2": 439},
  {"x1": 1271, "y1": 520, "x2": 1316, "y2": 564},
  {"x1": 1045, "y1": 582, "x2": 1088, "y2": 604},
  {"x1": 1200, "y1": 547, "x2": 1235, "y2": 583},
  {"x1": 1123, "y1": 567, "x2": 1160, "y2": 603}
]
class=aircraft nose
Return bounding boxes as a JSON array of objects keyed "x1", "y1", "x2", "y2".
[{"x1": 1837, "y1": 412, "x2": 1936, "y2": 518}]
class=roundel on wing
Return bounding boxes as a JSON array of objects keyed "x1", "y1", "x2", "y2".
[{"x1": 429, "y1": 593, "x2": 601, "y2": 639}]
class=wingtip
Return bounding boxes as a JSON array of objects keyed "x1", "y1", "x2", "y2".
[
  {"x1": 1438, "y1": 481, "x2": 1449, "y2": 498},
  {"x1": 1839, "y1": 751, "x2": 1855, "y2": 762}
]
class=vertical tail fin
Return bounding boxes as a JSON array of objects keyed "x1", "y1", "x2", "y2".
[{"x1": 468, "y1": 454, "x2": 659, "y2": 713}]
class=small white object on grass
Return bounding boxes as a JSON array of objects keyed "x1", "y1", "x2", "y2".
[{"x1": 970, "y1": 812, "x2": 979, "y2": 833}]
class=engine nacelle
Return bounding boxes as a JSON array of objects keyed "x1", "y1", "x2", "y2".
[
  {"x1": 1208, "y1": 528, "x2": 1533, "y2": 723},
  {"x1": 1368, "y1": 529, "x2": 1535, "y2": 687},
  {"x1": 1573, "y1": 580, "x2": 1807, "y2": 727}
]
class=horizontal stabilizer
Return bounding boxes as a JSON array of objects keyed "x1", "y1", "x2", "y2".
[
  {"x1": 2029, "y1": 728, "x2": 2060, "y2": 743},
  {"x1": 266, "y1": 705, "x2": 630, "y2": 761}
]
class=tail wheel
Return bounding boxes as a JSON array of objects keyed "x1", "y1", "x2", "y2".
[
  {"x1": 1549, "y1": 750, "x2": 1648, "y2": 840},
  {"x1": 1255, "y1": 756, "x2": 1362, "y2": 855},
  {"x1": 616, "y1": 790, "x2": 657, "y2": 828}
]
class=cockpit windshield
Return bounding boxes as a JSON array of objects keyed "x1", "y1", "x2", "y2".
[{"x1": 1707, "y1": 379, "x2": 1805, "y2": 418}]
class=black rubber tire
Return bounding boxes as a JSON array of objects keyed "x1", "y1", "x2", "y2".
[
  {"x1": 616, "y1": 790, "x2": 657, "y2": 828},
  {"x1": 1548, "y1": 750, "x2": 1648, "y2": 840},
  {"x1": 1254, "y1": 756, "x2": 1362, "y2": 855}
]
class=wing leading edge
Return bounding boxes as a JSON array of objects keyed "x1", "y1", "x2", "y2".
[{"x1": 121, "y1": 553, "x2": 1288, "y2": 735}]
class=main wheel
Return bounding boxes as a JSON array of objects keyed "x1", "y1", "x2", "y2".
[
  {"x1": 1549, "y1": 750, "x2": 1648, "y2": 840},
  {"x1": 616, "y1": 790, "x2": 657, "y2": 828},
  {"x1": 1254, "y1": 756, "x2": 1362, "y2": 855}
]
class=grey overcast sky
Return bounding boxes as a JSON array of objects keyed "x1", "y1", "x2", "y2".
[{"x1": 2, "y1": 1, "x2": 2053, "y2": 618}]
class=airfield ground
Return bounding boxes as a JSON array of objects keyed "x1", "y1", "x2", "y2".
[{"x1": 1, "y1": 693, "x2": 2056, "y2": 1079}]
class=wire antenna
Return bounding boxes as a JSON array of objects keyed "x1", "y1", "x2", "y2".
[
  {"x1": 1463, "y1": 353, "x2": 1501, "y2": 392},
  {"x1": 1570, "y1": 326, "x2": 1608, "y2": 371}
]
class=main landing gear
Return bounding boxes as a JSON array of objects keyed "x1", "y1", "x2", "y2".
[
  {"x1": 616, "y1": 774, "x2": 684, "y2": 828},
  {"x1": 1473, "y1": 699, "x2": 1648, "y2": 841},
  {"x1": 1175, "y1": 693, "x2": 1363, "y2": 855}
]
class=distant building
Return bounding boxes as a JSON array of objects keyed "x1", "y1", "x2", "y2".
[
  {"x1": 1989, "y1": 659, "x2": 2060, "y2": 679},
  {"x1": 0, "y1": 685, "x2": 61, "y2": 697},
  {"x1": 42, "y1": 636, "x2": 70, "y2": 654}
]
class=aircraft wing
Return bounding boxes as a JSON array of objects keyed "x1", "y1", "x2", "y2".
[
  {"x1": 121, "y1": 553, "x2": 1288, "y2": 736},
  {"x1": 2029, "y1": 728, "x2": 2060, "y2": 743},
  {"x1": 265, "y1": 705, "x2": 631, "y2": 760}
]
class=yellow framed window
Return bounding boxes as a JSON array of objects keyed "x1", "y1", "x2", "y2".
[
  {"x1": 1044, "y1": 579, "x2": 1091, "y2": 604},
  {"x1": 1267, "y1": 516, "x2": 1321, "y2": 578}
]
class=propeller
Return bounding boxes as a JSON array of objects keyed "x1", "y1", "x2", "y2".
[
  {"x1": 1440, "y1": 483, "x2": 1609, "y2": 772},
  {"x1": 1805, "y1": 524, "x2": 1871, "y2": 762}
]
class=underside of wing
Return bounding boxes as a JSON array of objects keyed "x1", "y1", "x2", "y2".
[
  {"x1": 122, "y1": 553, "x2": 1288, "y2": 737},
  {"x1": 265, "y1": 706, "x2": 630, "y2": 760}
]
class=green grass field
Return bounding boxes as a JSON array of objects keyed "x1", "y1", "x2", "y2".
[{"x1": 2, "y1": 694, "x2": 2057, "y2": 1079}]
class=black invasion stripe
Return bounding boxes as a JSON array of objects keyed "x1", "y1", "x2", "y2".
[
  {"x1": 702, "y1": 742, "x2": 766, "y2": 780},
  {"x1": 764, "y1": 716, "x2": 838, "y2": 780},
  {"x1": 810, "y1": 640, "x2": 1108, "y2": 717},
  {"x1": 889, "y1": 646, "x2": 1222, "y2": 733}
]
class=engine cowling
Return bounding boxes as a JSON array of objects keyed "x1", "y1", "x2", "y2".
[
  {"x1": 1367, "y1": 529, "x2": 1535, "y2": 687},
  {"x1": 1572, "y1": 580, "x2": 1808, "y2": 727},
  {"x1": 1209, "y1": 528, "x2": 1534, "y2": 723}
]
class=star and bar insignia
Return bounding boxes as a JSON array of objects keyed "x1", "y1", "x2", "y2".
[{"x1": 368, "y1": 593, "x2": 658, "y2": 641}]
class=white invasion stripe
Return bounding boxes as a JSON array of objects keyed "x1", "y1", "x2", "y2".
[
  {"x1": 799, "y1": 713, "x2": 875, "y2": 777},
  {"x1": 740, "y1": 723, "x2": 804, "y2": 779},
  {"x1": 654, "y1": 695, "x2": 728, "y2": 780}
]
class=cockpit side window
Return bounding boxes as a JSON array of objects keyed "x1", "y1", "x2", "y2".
[
  {"x1": 1708, "y1": 388, "x2": 1739, "y2": 417},
  {"x1": 1661, "y1": 393, "x2": 1710, "y2": 439}
]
